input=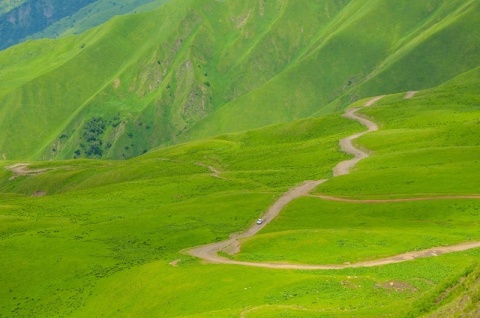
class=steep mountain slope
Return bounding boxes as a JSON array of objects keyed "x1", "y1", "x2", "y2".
[{"x1": 0, "y1": 0, "x2": 479, "y2": 161}]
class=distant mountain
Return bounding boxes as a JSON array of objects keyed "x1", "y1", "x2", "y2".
[
  {"x1": 0, "y1": 0, "x2": 169, "y2": 50},
  {"x1": 0, "y1": 0, "x2": 95, "y2": 50},
  {"x1": 30, "y1": 0, "x2": 171, "y2": 40},
  {"x1": 0, "y1": 0, "x2": 479, "y2": 160}
]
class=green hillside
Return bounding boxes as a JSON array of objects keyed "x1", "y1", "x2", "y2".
[
  {"x1": 233, "y1": 66, "x2": 480, "y2": 265},
  {"x1": 1, "y1": 1, "x2": 480, "y2": 316},
  {"x1": 0, "y1": 0, "x2": 479, "y2": 160},
  {"x1": 0, "y1": 63, "x2": 479, "y2": 317}
]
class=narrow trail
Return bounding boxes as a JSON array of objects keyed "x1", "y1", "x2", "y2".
[
  {"x1": 6, "y1": 163, "x2": 49, "y2": 180},
  {"x1": 405, "y1": 91, "x2": 418, "y2": 99},
  {"x1": 195, "y1": 162, "x2": 228, "y2": 180},
  {"x1": 184, "y1": 95, "x2": 480, "y2": 269},
  {"x1": 188, "y1": 180, "x2": 327, "y2": 258},
  {"x1": 364, "y1": 95, "x2": 385, "y2": 106},
  {"x1": 310, "y1": 194, "x2": 480, "y2": 204},
  {"x1": 332, "y1": 106, "x2": 379, "y2": 176},
  {"x1": 188, "y1": 241, "x2": 480, "y2": 270},
  {"x1": 159, "y1": 158, "x2": 227, "y2": 179}
]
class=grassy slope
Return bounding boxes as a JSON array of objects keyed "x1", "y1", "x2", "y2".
[
  {"x1": 318, "y1": 66, "x2": 480, "y2": 198},
  {"x1": 0, "y1": 0, "x2": 192, "y2": 160},
  {"x1": 0, "y1": 0, "x2": 479, "y2": 160},
  {"x1": 0, "y1": 112, "x2": 360, "y2": 195},
  {"x1": 237, "y1": 197, "x2": 480, "y2": 265},
  {"x1": 235, "y1": 67, "x2": 480, "y2": 266},
  {"x1": 0, "y1": 110, "x2": 362, "y2": 317},
  {"x1": 422, "y1": 266, "x2": 480, "y2": 317},
  {"x1": 180, "y1": 0, "x2": 480, "y2": 139},
  {"x1": 0, "y1": 68, "x2": 479, "y2": 317}
]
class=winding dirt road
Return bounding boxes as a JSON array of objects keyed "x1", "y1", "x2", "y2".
[
  {"x1": 184, "y1": 95, "x2": 480, "y2": 269},
  {"x1": 188, "y1": 180, "x2": 327, "y2": 257},
  {"x1": 188, "y1": 241, "x2": 480, "y2": 270},
  {"x1": 332, "y1": 107, "x2": 379, "y2": 176}
]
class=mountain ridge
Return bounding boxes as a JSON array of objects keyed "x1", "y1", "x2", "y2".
[{"x1": 0, "y1": 0, "x2": 479, "y2": 161}]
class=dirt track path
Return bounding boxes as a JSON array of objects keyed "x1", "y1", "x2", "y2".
[
  {"x1": 195, "y1": 162, "x2": 228, "y2": 180},
  {"x1": 184, "y1": 96, "x2": 480, "y2": 269},
  {"x1": 6, "y1": 163, "x2": 49, "y2": 180},
  {"x1": 188, "y1": 180, "x2": 327, "y2": 257},
  {"x1": 310, "y1": 194, "x2": 480, "y2": 203},
  {"x1": 188, "y1": 241, "x2": 480, "y2": 270},
  {"x1": 332, "y1": 106, "x2": 379, "y2": 176},
  {"x1": 405, "y1": 91, "x2": 418, "y2": 99}
]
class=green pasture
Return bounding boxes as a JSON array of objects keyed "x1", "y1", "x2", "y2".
[
  {"x1": 1, "y1": 77, "x2": 480, "y2": 316},
  {"x1": 151, "y1": 114, "x2": 361, "y2": 189},
  {"x1": 69, "y1": 255, "x2": 479, "y2": 318},
  {"x1": 0, "y1": 1, "x2": 480, "y2": 316},
  {"x1": 0, "y1": 110, "x2": 361, "y2": 316},
  {"x1": 0, "y1": 112, "x2": 360, "y2": 195},
  {"x1": 234, "y1": 67, "x2": 480, "y2": 267},
  {"x1": 316, "y1": 68, "x2": 480, "y2": 198},
  {"x1": 0, "y1": 172, "x2": 276, "y2": 317}
]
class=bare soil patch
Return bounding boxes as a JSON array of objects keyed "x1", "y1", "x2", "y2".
[
  {"x1": 377, "y1": 280, "x2": 417, "y2": 292},
  {"x1": 404, "y1": 91, "x2": 418, "y2": 99},
  {"x1": 7, "y1": 163, "x2": 49, "y2": 180},
  {"x1": 169, "y1": 259, "x2": 181, "y2": 267},
  {"x1": 195, "y1": 162, "x2": 228, "y2": 180}
]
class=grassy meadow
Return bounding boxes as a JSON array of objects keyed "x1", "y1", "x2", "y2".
[
  {"x1": 235, "y1": 68, "x2": 480, "y2": 267},
  {"x1": 316, "y1": 67, "x2": 480, "y2": 198},
  {"x1": 1, "y1": 67, "x2": 480, "y2": 316},
  {"x1": 0, "y1": 111, "x2": 361, "y2": 316},
  {"x1": 1, "y1": 1, "x2": 480, "y2": 317}
]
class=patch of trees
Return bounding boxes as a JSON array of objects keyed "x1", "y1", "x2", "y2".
[
  {"x1": 82, "y1": 117, "x2": 106, "y2": 156},
  {"x1": 72, "y1": 113, "x2": 152, "y2": 159}
]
